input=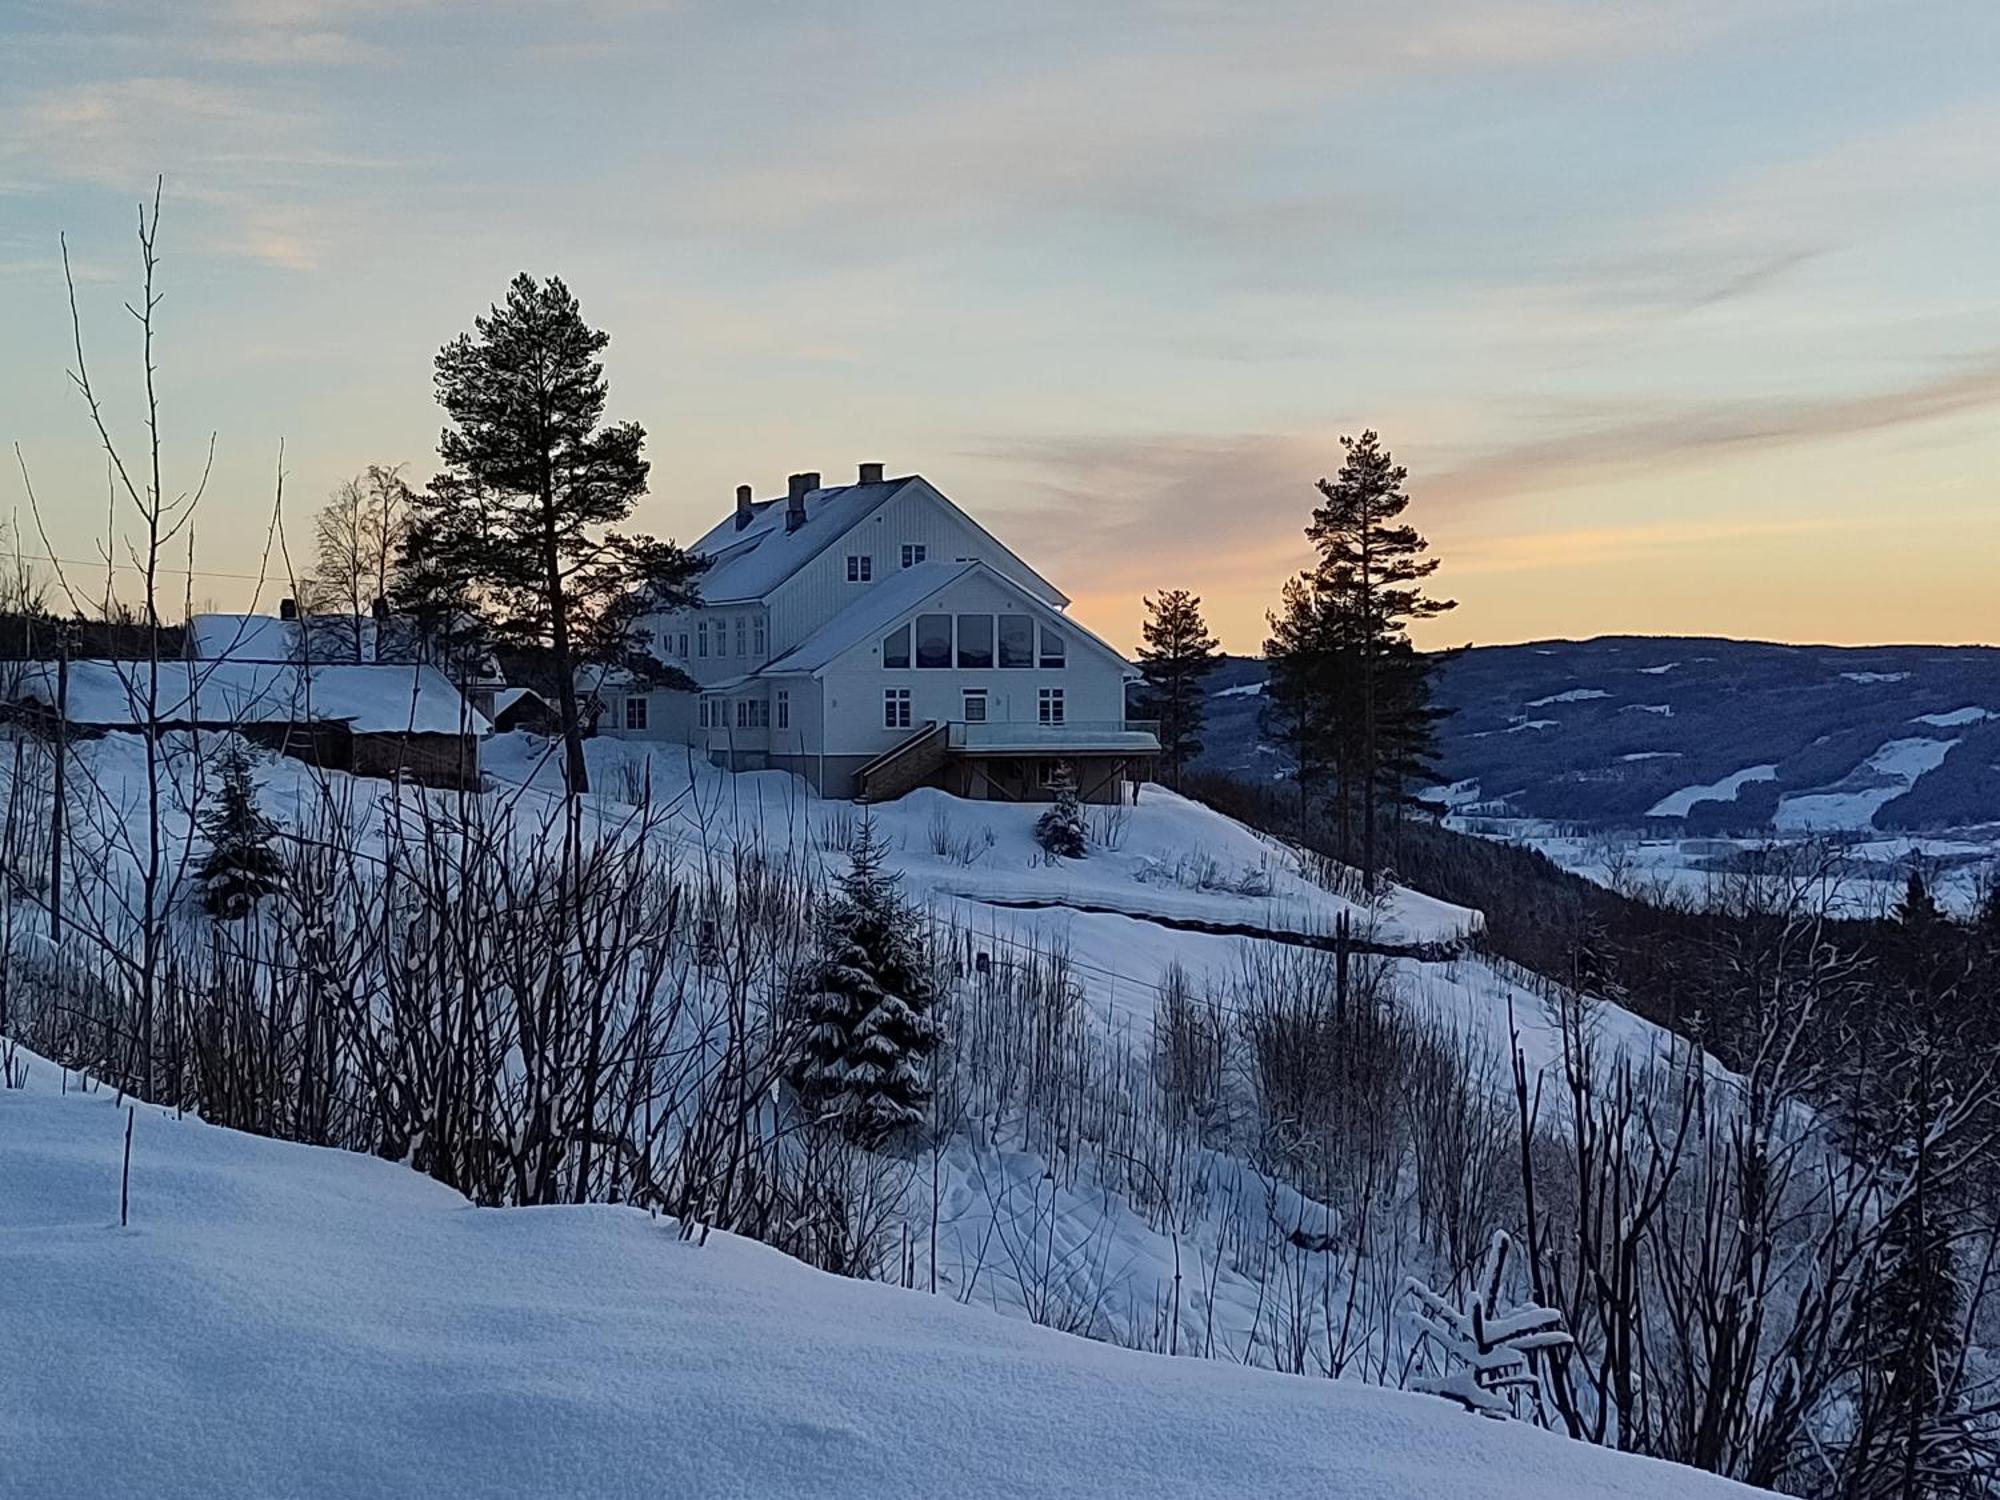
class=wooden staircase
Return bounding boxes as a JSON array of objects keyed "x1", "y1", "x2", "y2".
[{"x1": 855, "y1": 721, "x2": 949, "y2": 802}]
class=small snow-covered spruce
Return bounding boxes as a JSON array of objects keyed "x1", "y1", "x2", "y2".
[
  {"x1": 791, "y1": 815, "x2": 939, "y2": 1147},
  {"x1": 1033, "y1": 762, "x2": 1087, "y2": 860},
  {"x1": 196, "y1": 746, "x2": 284, "y2": 920},
  {"x1": 1404, "y1": 1231, "x2": 1571, "y2": 1421}
]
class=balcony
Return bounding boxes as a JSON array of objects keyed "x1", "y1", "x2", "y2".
[{"x1": 945, "y1": 718, "x2": 1160, "y2": 754}]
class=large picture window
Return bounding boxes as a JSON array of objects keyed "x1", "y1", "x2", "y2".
[
  {"x1": 915, "y1": 614, "x2": 953, "y2": 669},
  {"x1": 1039, "y1": 624, "x2": 1066, "y2": 669},
  {"x1": 956, "y1": 613, "x2": 993, "y2": 669},
  {"x1": 998, "y1": 614, "x2": 1034, "y2": 668},
  {"x1": 881, "y1": 623, "x2": 911, "y2": 669}
]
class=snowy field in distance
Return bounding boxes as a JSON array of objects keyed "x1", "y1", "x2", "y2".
[{"x1": 0, "y1": 1049, "x2": 1769, "y2": 1500}]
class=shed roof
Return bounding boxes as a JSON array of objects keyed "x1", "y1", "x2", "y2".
[{"x1": 11, "y1": 660, "x2": 488, "y2": 736}]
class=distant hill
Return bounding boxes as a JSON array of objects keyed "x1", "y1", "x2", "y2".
[{"x1": 1179, "y1": 637, "x2": 2000, "y2": 833}]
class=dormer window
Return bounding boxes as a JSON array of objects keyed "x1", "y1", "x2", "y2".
[{"x1": 846, "y1": 555, "x2": 873, "y2": 582}]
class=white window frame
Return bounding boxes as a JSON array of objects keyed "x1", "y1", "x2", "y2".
[
  {"x1": 846, "y1": 554, "x2": 874, "y2": 582},
  {"x1": 883, "y1": 688, "x2": 912, "y2": 730},
  {"x1": 901, "y1": 543, "x2": 926, "y2": 569},
  {"x1": 962, "y1": 689, "x2": 988, "y2": 724},
  {"x1": 775, "y1": 689, "x2": 789, "y2": 731},
  {"x1": 752, "y1": 617, "x2": 767, "y2": 658},
  {"x1": 1038, "y1": 687, "x2": 1065, "y2": 726},
  {"x1": 734, "y1": 616, "x2": 747, "y2": 657},
  {"x1": 1038, "y1": 624, "x2": 1066, "y2": 670},
  {"x1": 697, "y1": 620, "x2": 709, "y2": 658},
  {"x1": 624, "y1": 695, "x2": 648, "y2": 731}
]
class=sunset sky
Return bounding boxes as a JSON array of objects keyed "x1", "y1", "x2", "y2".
[{"x1": 3, "y1": 0, "x2": 1997, "y2": 655}]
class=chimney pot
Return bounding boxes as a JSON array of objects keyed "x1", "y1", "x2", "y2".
[
  {"x1": 279, "y1": 597, "x2": 298, "y2": 622},
  {"x1": 734, "y1": 483, "x2": 754, "y2": 530},
  {"x1": 858, "y1": 461, "x2": 884, "y2": 485},
  {"x1": 785, "y1": 472, "x2": 810, "y2": 532}
]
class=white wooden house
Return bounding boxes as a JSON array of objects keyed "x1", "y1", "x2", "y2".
[{"x1": 611, "y1": 465, "x2": 1156, "y2": 801}]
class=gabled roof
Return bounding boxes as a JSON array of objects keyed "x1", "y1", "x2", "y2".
[
  {"x1": 688, "y1": 474, "x2": 1068, "y2": 608},
  {"x1": 692, "y1": 480, "x2": 914, "y2": 603},
  {"x1": 189, "y1": 612, "x2": 381, "y2": 664},
  {"x1": 10, "y1": 660, "x2": 489, "y2": 736},
  {"x1": 753, "y1": 559, "x2": 1131, "y2": 681}
]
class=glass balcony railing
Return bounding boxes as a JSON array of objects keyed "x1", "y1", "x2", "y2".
[{"x1": 946, "y1": 718, "x2": 1160, "y2": 752}]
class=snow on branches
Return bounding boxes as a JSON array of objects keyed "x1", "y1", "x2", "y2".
[{"x1": 1405, "y1": 1231, "x2": 1571, "y2": 1421}]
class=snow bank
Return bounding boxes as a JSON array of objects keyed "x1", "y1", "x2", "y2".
[{"x1": 0, "y1": 1060, "x2": 1765, "y2": 1500}]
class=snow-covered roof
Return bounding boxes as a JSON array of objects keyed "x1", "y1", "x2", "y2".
[
  {"x1": 692, "y1": 479, "x2": 915, "y2": 603},
  {"x1": 188, "y1": 612, "x2": 383, "y2": 664},
  {"x1": 11, "y1": 661, "x2": 489, "y2": 736}
]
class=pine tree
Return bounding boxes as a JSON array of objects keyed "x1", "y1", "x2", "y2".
[
  {"x1": 197, "y1": 747, "x2": 283, "y2": 919},
  {"x1": 1264, "y1": 431, "x2": 1454, "y2": 888},
  {"x1": 793, "y1": 818, "x2": 939, "y2": 1146},
  {"x1": 1034, "y1": 762, "x2": 1088, "y2": 859},
  {"x1": 406, "y1": 273, "x2": 704, "y2": 794},
  {"x1": 1136, "y1": 589, "x2": 1220, "y2": 788}
]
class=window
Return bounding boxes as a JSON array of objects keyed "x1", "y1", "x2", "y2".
[
  {"x1": 998, "y1": 614, "x2": 1034, "y2": 668},
  {"x1": 699, "y1": 698, "x2": 718, "y2": 728},
  {"x1": 734, "y1": 698, "x2": 769, "y2": 730},
  {"x1": 962, "y1": 689, "x2": 988, "y2": 723},
  {"x1": 1039, "y1": 625, "x2": 1066, "y2": 669},
  {"x1": 956, "y1": 613, "x2": 993, "y2": 669},
  {"x1": 697, "y1": 621, "x2": 709, "y2": 658},
  {"x1": 901, "y1": 543, "x2": 927, "y2": 569},
  {"x1": 1038, "y1": 687, "x2": 1065, "y2": 726},
  {"x1": 752, "y1": 617, "x2": 766, "y2": 658},
  {"x1": 677, "y1": 632, "x2": 689, "y2": 660},
  {"x1": 884, "y1": 688, "x2": 912, "y2": 729},
  {"x1": 915, "y1": 613, "x2": 952, "y2": 669},
  {"x1": 624, "y1": 696, "x2": 648, "y2": 731},
  {"x1": 734, "y1": 616, "x2": 747, "y2": 657},
  {"x1": 776, "y1": 690, "x2": 789, "y2": 731},
  {"x1": 736, "y1": 699, "x2": 747, "y2": 729},
  {"x1": 846, "y1": 554, "x2": 873, "y2": 582},
  {"x1": 881, "y1": 622, "x2": 911, "y2": 669}
]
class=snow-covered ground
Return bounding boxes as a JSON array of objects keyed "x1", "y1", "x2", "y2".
[
  {"x1": 0, "y1": 1049, "x2": 1766, "y2": 1500},
  {"x1": 1456, "y1": 815, "x2": 1999, "y2": 916}
]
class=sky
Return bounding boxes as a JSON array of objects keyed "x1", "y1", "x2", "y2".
[{"x1": 2, "y1": 0, "x2": 1997, "y2": 655}]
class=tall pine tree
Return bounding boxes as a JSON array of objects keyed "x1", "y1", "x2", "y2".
[
  {"x1": 1263, "y1": 431, "x2": 1454, "y2": 888},
  {"x1": 1136, "y1": 589, "x2": 1220, "y2": 788},
  {"x1": 793, "y1": 818, "x2": 940, "y2": 1146},
  {"x1": 407, "y1": 273, "x2": 704, "y2": 793}
]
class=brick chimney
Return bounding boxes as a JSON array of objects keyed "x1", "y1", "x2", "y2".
[
  {"x1": 858, "y1": 461, "x2": 884, "y2": 485},
  {"x1": 785, "y1": 471, "x2": 818, "y2": 533},
  {"x1": 734, "y1": 483, "x2": 753, "y2": 531}
]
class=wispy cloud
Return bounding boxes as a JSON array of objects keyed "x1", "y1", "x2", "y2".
[{"x1": 1430, "y1": 362, "x2": 2000, "y2": 509}]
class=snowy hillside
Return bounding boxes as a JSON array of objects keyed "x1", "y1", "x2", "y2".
[
  {"x1": 1192, "y1": 637, "x2": 2000, "y2": 834},
  {"x1": 0, "y1": 1054, "x2": 1766, "y2": 1500}
]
